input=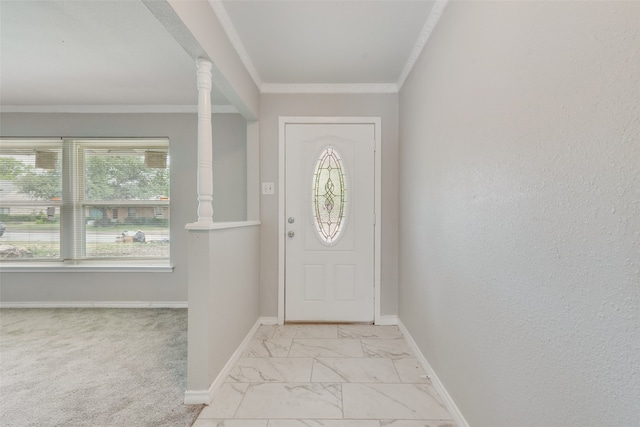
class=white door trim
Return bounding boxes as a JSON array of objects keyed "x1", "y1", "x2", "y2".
[{"x1": 278, "y1": 116, "x2": 382, "y2": 325}]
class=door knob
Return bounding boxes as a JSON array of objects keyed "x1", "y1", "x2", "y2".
[{"x1": 287, "y1": 231, "x2": 295, "y2": 238}]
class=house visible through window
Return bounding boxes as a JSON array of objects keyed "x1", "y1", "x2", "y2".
[{"x1": 0, "y1": 138, "x2": 170, "y2": 264}]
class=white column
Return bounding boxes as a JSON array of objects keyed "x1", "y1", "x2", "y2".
[
  {"x1": 195, "y1": 58, "x2": 214, "y2": 225},
  {"x1": 185, "y1": 58, "x2": 216, "y2": 401}
]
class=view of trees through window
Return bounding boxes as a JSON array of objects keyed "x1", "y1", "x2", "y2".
[
  {"x1": 0, "y1": 155, "x2": 62, "y2": 200},
  {"x1": 0, "y1": 140, "x2": 170, "y2": 261}
]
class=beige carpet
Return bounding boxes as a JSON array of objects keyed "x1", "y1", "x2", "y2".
[{"x1": 0, "y1": 308, "x2": 203, "y2": 427}]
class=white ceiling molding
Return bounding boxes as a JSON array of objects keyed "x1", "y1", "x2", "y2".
[
  {"x1": 0, "y1": 105, "x2": 239, "y2": 114},
  {"x1": 207, "y1": 0, "x2": 263, "y2": 89},
  {"x1": 397, "y1": 0, "x2": 449, "y2": 90},
  {"x1": 261, "y1": 83, "x2": 399, "y2": 94},
  {"x1": 205, "y1": 1, "x2": 445, "y2": 95}
]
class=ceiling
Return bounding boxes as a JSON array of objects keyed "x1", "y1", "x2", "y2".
[{"x1": 0, "y1": 0, "x2": 440, "y2": 109}]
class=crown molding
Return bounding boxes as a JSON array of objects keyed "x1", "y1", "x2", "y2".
[
  {"x1": 397, "y1": 0, "x2": 449, "y2": 89},
  {"x1": 261, "y1": 83, "x2": 399, "y2": 94},
  {"x1": 208, "y1": 0, "x2": 263, "y2": 89},
  {"x1": 205, "y1": 0, "x2": 447, "y2": 95},
  {"x1": 0, "y1": 105, "x2": 238, "y2": 114}
]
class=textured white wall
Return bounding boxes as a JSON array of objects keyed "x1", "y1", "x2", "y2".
[
  {"x1": 398, "y1": 2, "x2": 640, "y2": 426},
  {"x1": 212, "y1": 113, "x2": 247, "y2": 222},
  {"x1": 259, "y1": 94, "x2": 399, "y2": 317},
  {"x1": 187, "y1": 224, "x2": 260, "y2": 392},
  {"x1": 0, "y1": 113, "x2": 247, "y2": 303},
  {"x1": 207, "y1": 225, "x2": 260, "y2": 384}
]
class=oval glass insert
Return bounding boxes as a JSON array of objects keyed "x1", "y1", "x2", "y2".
[{"x1": 312, "y1": 146, "x2": 348, "y2": 245}]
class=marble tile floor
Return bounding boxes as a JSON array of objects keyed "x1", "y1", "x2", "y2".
[{"x1": 192, "y1": 324, "x2": 457, "y2": 427}]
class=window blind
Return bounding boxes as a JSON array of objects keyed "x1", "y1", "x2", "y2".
[{"x1": 0, "y1": 138, "x2": 170, "y2": 264}]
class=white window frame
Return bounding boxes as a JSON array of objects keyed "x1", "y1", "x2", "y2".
[{"x1": 0, "y1": 138, "x2": 172, "y2": 272}]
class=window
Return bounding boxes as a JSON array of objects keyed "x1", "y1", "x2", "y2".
[
  {"x1": 312, "y1": 146, "x2": 349, "y2": 245},
  {"x1": 0, "y1": 138, "x2": 170, "y2": 265}
]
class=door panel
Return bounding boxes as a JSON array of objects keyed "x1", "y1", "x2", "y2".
[{"x1": 285, "y1": 123, "x2": 375, "y2": 322}]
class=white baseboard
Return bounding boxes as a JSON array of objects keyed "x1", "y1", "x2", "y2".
[
  {"x1": 182, "y1": 389, "x2": 211, "y2": 406},
  {"x1": 184, "y1": 317, "x2": 262, "y2": 405},
  {"x1": 397, "y1": 320, "x2": 470, "y2": 427},
  {"x1": 376, "y1": 315, "x2": 399, "y2": 325},
  {"x1": 0, "y1": 301, "x2": 188, "y2": 308},
  {"x1": 259, "y1": 316, "x2": 278, "y2": 325},
  {"x1": 260, "y1": 315, "x2": 397, "y2": 326}
]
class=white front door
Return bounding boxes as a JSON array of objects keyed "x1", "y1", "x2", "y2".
[{"x1": 284, "y1": 122, "x2": 375, "y2": 322}]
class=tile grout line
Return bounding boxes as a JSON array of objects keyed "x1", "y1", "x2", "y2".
[
  {"x1": 237, "y1": 326, "x2": 268, "y2": 420},
  {"x1": 340, "y1": 380, "x2": 346, "y2": 420},
  {"x1": 286, "y1": 337, "x2": 293, "y2": 358},
  {"x1": 230, "y1": 382, "x2": 252, "y2": 419},
  {"x1": 309, "y1": 356, "x2": 316, "y2": 382},
  {"x1": 390, "y1": 357, "x2": 403, "y2": 384},
  {"x1": 360, "y1": 336, "x2": 367, "y2": 358}
]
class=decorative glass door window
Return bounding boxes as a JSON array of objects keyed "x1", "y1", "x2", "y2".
[{"x1": 312, "y1": 146, "x2": 348, "y2": 244}]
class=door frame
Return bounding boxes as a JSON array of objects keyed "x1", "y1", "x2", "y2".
[{"x1": 278, "y1": 116, "x2": 382, "y2": 325}]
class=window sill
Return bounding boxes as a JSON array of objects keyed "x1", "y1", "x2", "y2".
[
  {"x1": 0, "y1": 261, "x2": 174, "y2": 273},
  {"x1": 185, "y1": 220, "x2": 261, "y2": 231}
]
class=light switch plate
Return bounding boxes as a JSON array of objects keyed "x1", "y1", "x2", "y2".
[{"x1": 262, "y1": 182, "x2": 275, "y2": 195}]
